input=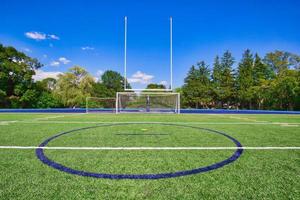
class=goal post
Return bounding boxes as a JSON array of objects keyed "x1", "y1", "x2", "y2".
[
  {"x1": 123, "y1": 16, "x2": 173, "y2": 91},
  {"x1": 116, "y1": 92, "x2": 180, "y2": 114},
  {"x1": 86, "y1": 97, "x2": 116, "y2": 113}
]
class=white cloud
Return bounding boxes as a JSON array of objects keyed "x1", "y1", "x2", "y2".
[
  {"x1": 128, "y1": 71, "x2": 154, "y2": 84},
  {"x1": 48, "y1": 34, "x2": 60, "y2": 40},
  {"x1": 93, "y1": 77, "x2": 99, "y2": 82},
  {"x1": 159, "y1": 80, "x2": 168, "y2": 85},
  {"x1": 94, "y1": 70, "x2": 105, "y2": 83},
  {"x1": 96, "y1": 70, "x2": 104, "y2": 77},
  {"x1": 49, "y1": 57, "x2": 71, "y2": 67},
  {"x1": 81, "y1": 46, "x2": 95, "y2": 50},
  {"x1": 58, "y1": 57, "x2": 71, "y2": 64},
  {"x1": 25, "y1": 32, "x2": 46, "y2": 40},
  {"x1": 25, "y1": 31, "x2": 60, "y2": 41},
  {"x1": 23, "y1": 48, "x2": 32, "y2": 53},
  {"x1": 50, "y1": 61, "x2": 60, "y2": 67},
  {"x1": 43, "y1": 54, "x2": 48, "y2": 58},
  {"x1": 33, "y1": 69, "x2": 62, "y2": 81}
]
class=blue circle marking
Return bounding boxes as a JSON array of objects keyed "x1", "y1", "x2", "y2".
[{"x1": 36, "y1": 123, "x2": 243, "y2": 179}]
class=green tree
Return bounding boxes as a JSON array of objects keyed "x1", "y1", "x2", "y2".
[
  {"x1": 0, "y1": 44, "x2": 42, "y2": 108},
  {"x1": 219, "y1": 51, "x2": 235, "y2": 108},
  {"x1": 182, "y1": 61, "x2": 212, "y2": 108},
  {"x1": 236, "y1": 49, "x2": 254, "y2": 109},
  {"x1": 264, "y1": 51, "x2": 291, "y2": 74},
  {"x1": 34, "y1": 78, "x2": 61, "y2": 108},
  {"x1": 211, "y1": 51, "x2": 235, "y2": 108},
  {"x1": 146, "y1": 83, "x2": 166, "y2": 89},
  {"x1": 250, "y1": 54, "x2": 273, "y2": 109},
  {"x1": 101, "y1": 70, "x2": 130, "y2": 91},
  {"x1": 182, "y1": 65, "x2": 200, "y2": 108},
  {"x1": 93, "y1": 70, "x2": 131, "y2": 98},
  {"x1": 54, "y1": 66, "x2": 95, "y2": 107},
  {"x1": 273, "y1": 70, "x2": 299, "y2": 110},
  {"x1": 211, "y1": 56, "x2": 222, "y2": 107},
  {"x1": 37, "y1": 77, "x2": 57, "y2": 91}
]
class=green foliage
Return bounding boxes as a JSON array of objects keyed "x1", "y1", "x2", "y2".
[
  {"x1": 182, "y1": 61, "x2": 212, "y2": 108},
  {"x1": 182, "y1": 50, "x2": 300, "y2": 110},
  {"x1": 0, "y1": 44, "x2": 42, "y2": 108},
  {"x1": 236, "y1": 49, "x2": 254, "y2": 108},
  {"x1": 0, "y1": 43, "x2": 299, "y2": 110},
  {"x1": 211, "y1": 51, "x2": 235, "y2": 108},
  {"x1": 264, "y1": 50, "x2": 300, "y2": 74},
  {"x1": 93, "y1": 70, "x2": 130, "y2": 98},
  {"x1": 54, "y1": 66, "x2": 95, "y2": 107},
  {"x1": 146, "y1": 83, "x2": 166, "y2": 89}
]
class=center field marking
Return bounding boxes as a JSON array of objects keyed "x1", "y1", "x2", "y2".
[{"x1": 0, "y1": 146, "x2": 299, "y2": 150}]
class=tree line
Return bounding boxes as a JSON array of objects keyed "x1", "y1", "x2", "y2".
[
  {"x1": 0, "y1": 44, "x2": 131, "y2": 108},
  {"x1": 0, "y1": 43, "x2": 299, "y2": 110},
  {"x1": 180, "y1": 50, "x2": 300, "y2": 110}
]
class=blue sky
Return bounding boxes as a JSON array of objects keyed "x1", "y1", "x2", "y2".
[{"x1": 1, "y1": 0, "x2": 300, "y2": 88}]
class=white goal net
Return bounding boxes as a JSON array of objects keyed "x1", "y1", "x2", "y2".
[
  {"x1": 86, "y1": 97, "x2": 116, "y2": 113},
  {"x1": 116, "y1": 92, "x2": 180, "y2": 113}
]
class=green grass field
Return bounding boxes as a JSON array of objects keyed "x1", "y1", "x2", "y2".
[{"x1": 0, "y1": 113, "x2": 299, "y2": 199}]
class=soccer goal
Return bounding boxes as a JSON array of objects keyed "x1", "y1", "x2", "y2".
[
  {"x1": 86, "y1": 97, "x2": 116, "y2": 113},
  {"x1": 116, "y1": 92, "x2": 180, "y2": 114}
]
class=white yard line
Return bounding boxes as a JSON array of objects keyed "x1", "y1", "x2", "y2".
[
  {"x1": 0, "y1": 146, "x2": 299, "y2": 150},
  {"x1": 11, "y1": 121, "x2": 300, "y2": 125},
  {"x1": 32, "y1": 115, "x2": 66, "y2": 121}
]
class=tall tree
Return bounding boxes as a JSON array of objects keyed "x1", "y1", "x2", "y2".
[
  {"x1": 54, "y1": 66, "x2": 95, "y2": 107},
  {"x1": 182, "y1": 61, "x2": 212, "y2": 108},
  {"x1": 94, "y1": 70, "x2": 130, "y2": 97},
  {"x1": 184, "y1": 65, "x2": 199, "y2": 83},
  {"x1": 0, "y1": 44, "x2": 42, "y2": 108},
  {"x1": 211, "y1": 56, "x2": 222, "y2": 107},
  {"x1": 264, "y1": 50, "x2": 290, "y2": 74},
  {"x1": 219, "y1": 50, "x2": 235, "y2": 108},
  {"x1": 273, "y1": 70, "x2": 299, "y2": 110},
  {"x1": 250, "y1": 54, "x2": 273, "y2": 109},
  {"x1": 146, "y1": 83, "x2": 166, "y2": 89},
  {"x1": 236, "y1": 49, "x2": 254, "y2": 108}
]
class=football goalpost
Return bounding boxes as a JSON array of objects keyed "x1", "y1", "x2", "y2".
[
  {"x1": 86, "y1": 17, "x2": 180, "y2": 114},
  {"x1": 86, "y1": 97, "x2": 116, "y2": 113},
  {"x1": 86, "y1": 94, "x2": 180, "y2": 114},
  {"x1": 116, "y1": 92, "x2": 180, "y2": 114}
]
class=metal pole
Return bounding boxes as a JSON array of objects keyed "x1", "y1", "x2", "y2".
[
  {"x1": 124, "y1": 16, "x2": 127, "y2": 90},
  {"x1": 86, "y1": 97, "x2": 89, "y2": 113},
  {"x1": 177, "y1": 93, "x2": 180, "y2": 114},
  {"x1": 115, "y1": 92, "x2": 119, "y2": 114},
  {"x1": 170, "y1": 17, "x2": 173, "y2": 91}
]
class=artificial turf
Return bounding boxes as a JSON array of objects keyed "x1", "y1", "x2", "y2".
[{"x1": 0, "y1": 113, "x2": 299, "y2": 199}]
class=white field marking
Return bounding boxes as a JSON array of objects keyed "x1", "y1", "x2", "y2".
[
  {"x1": 280, "y1": 123, "x2": 299, "y2": 127},
  {"x1": 227, "y1": 115, "x2": 268, "y2": 123},
  {"x1": 32, "y1": 115, "x2": 66, "y2": 121},
  {"x1": 0, "y1": 121, "x2": 18, "y2": 125},
  {"x1": 12, "y1": 121, "x2": 300, "y2": 125},
  {"x1": 0, "y1": 146, "x2": 299, "y2": 150}
]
